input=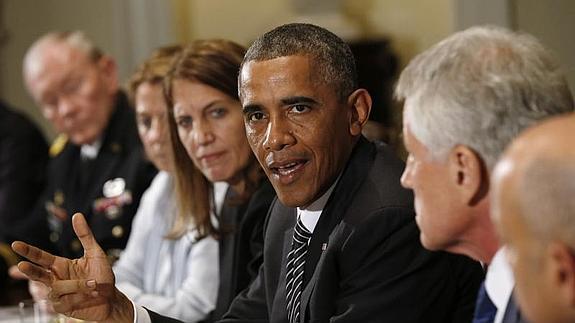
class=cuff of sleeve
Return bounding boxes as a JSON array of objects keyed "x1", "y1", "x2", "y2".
[
  {"x1": 132, "y1": 300, "x2": 152, "y2": 323},
  {"x1": 117, "y1": 282, "x2": 143, "y2": 300}
]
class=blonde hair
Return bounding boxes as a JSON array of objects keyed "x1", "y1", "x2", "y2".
[{"x1": 129, "y1": 44, "x2": 203, "y2": 240}]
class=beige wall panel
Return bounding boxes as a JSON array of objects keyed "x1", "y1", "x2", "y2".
[
  {"x1": 188, "y1": 0, "x2": 295, "y2": 46},
  {"x1": 362, "y1": 0, "x2": 453, "y2": 67},
  {"x1": 515, "y1": 0, "x2": 575, "y2": 95}
]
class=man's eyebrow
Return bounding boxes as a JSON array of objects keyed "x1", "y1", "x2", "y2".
[
  {"x1": 281, "y1": 96, "x2": 318, "y2": 106},
  {"x1": 242, "y1": 104, "x2": 261, "y2": 115}
]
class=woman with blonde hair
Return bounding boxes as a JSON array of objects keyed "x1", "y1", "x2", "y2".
[{"x1": 112, "y1": 44, "x2": 219, "y2": 322}]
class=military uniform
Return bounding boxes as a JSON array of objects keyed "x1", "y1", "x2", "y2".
[{"x1": 33, "y1": 92, "x2": 156, "y2": 260}]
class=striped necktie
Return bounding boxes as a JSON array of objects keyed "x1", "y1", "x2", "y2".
[{"x1": 286, "y1": 216, "x2": 312, "y2": 323}]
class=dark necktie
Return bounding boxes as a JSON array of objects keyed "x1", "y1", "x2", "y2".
[
  {"x1": 79, "y1": 156, "x2": 95, "y2": 189},
  {"x1": 286, "y1": 216, "x2": 312, "y2": 323},
  {"x1": 473, "y1": 281, "x2": 497, "y2": 323}
]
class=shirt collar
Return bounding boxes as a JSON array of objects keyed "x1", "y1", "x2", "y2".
[
  {"x1": 80, "y1": 138, "x2": 102, "y2": 160},
  {"x1": 485, "y1": 247, "x2": 515, "y2": 323},
  {"x1": 296, "y1": 175, "x2": 340, "y2": 233}
]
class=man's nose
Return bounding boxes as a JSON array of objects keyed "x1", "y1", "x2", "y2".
[
  {"x1": 400, "y1": 165, "x2": 412, "y2": 189},
  {"x1": 57, "y1": 97, "x2": 77, "y2": 118},
  {"x1": 263, "y1": 116, "x2": 295, "y2": 151}
]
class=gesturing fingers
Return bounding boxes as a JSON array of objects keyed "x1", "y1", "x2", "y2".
[
  {"x1": 16, "y1": 261, "x2": 53, "y2": 286},
  {"x1": 72, "y1": 213, "x2": 106, "y2": 257},
  {"x1": 12, "y1": 241, "x2": 57, "y2": 268}
]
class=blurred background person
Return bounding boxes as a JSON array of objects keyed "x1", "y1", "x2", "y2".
[
  {"x1": 10, "y1": 38, "x2": 275, "y2": 323},
  {"x1": 111, "y1": 44, "x2": 219, "y2": 322},
  {"x1": 162, "y1": 39, "x2": 275, "y2": 321},
  {"x1": 396, "y1": 25, "x2": 574, "y2": 323},
  {"x1": 492, "y1": 113, "x2": 575, "y2": 323},
  {"x1": 0, "y1": 101, "x2": 48, "y2": 291},
  {"x1": 21, "y1": 31, "x2": 156, "y2": 260}
]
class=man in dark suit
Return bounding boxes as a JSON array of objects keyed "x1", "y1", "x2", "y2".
[
  {"x1": 219, "y1": 23, "x2": 483, "y2": 323},
  {"x1": 395, "y1": 26, "x2": 574, "y2": 323},
  {"x1": 21, "y1": 31, "x2": 156, "y2": 260},
  {"x1": 492, "y1": 114, "x2": 575, "y2": 323},
  {"x1": 11, "y1": 23, "x2": 482, "y2": 323},
  {"x1": 0, "y1": 101, "x2": 48, "y2": 290}
]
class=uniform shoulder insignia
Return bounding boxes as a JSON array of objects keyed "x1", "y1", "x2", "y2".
[{"x1": 50, "y1": 134, "x2": 68, "y2": 157}]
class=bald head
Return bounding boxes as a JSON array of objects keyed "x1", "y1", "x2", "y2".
[
  {"x1": 494, "y1": 113, "x2": 575, "y2": 244},
  {"x1": 492, "y1": 113, "x2": 575, "y2": 323},
  {"x1": 23, "y1": 31, "x2": 102, "y2": 85}
]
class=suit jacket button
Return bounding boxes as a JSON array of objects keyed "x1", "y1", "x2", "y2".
[{"x1": 112, "y1": 225, "x2": 124, "y2": 238}]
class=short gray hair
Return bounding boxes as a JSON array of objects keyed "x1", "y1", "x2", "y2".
[
  {"x1": 395, "y1": 25, "x2": 574, "y2": 170},
  {"x1": 25, "y1": 31, "x2": 103, "y2": 65},
  {"x1": 240, "y1": 23, "x2": 357, "y2": 101},
  {"x1": 519, "y1": 158, "x2": 575, "y2": 248}
]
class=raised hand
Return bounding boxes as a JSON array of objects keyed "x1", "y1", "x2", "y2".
[{"x1": 11, "y1": 213, "x2": 133, "y2": 322}]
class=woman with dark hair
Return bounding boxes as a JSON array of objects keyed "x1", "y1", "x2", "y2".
[{"x1": 164, "y1": 39, "x2": 275, "y2": 321}]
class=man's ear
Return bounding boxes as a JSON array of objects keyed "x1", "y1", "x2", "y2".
[
  {"x1": 448, "y1": 145, "x2": 489, "y2": 206},
  {"x1": 547, "y1": 242, "x2": 575, "y2": 306},
  {"x1": 97, "y1": 55, "x2": 119, "y2": 93},
  {"x1": 347, "y1": 89, "x2": 372, "y2": 136}
]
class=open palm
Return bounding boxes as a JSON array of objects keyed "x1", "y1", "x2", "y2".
[{"x1": 12, "y1": 213, "x2": 117, "y2": 322}]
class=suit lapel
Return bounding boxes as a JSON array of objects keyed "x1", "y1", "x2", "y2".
[
  {"x1": 299, "y1": 138, "x2": 376, "y2": 320},
  {"x1": 271, "y1": 206, "x2": 296, "y2": 322},
  {"x1": 303, "y1": 138, "x2": 375, "y2": 285}
]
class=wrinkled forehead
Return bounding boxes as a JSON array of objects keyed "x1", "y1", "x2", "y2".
[
  {"x1": 239, "y1": 55, "x2": 331, "y2": 101},
  {"x1": 25, "y1": 44, "x2": 93, "y2": 93},
  {"x1": 26, "y1": 42, "x2": 91, "y2": 79}
]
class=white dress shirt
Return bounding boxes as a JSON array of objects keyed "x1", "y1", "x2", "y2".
[
  {"x1": 132, "y1": 179, "x2": 228, "y2": 323},
  {"x1": 80, "y1": 138, "x2": 102, "y2": 160},
  {"x1": 118, "y1": 172, "x2": 219, "y2": 322},
  {"x1": 297, "y1": 181, "x2": 338, "y2": 233},
  {"x1": 485, "y1": 247, "x2": 515, "y2": 323}
]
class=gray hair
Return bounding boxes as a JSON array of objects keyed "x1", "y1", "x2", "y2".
[
  {"x1": 395, "y1": 25, "x2": 574, "y2": 170},
  {"x1": 25, "y1": 31, "x2": 103, "y2": 66},
  {"x1": 240, "y1": 23, "x2": 357, "y2": 101},
  {"x1": 519, "y1": 158, "x2": 575, "y2": 248}
]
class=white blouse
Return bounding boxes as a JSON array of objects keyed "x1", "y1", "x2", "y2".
[{"x1": 114, "y1": 171, "x2": 219, "y2": 322}]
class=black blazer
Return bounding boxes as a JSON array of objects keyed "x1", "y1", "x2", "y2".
[
  {"x1": 212, "y1": 180, "x2": 276, "y2": 321},
  {"x1": 0, "y1": 102, "x2": 48, "y2": 289},
  {"x1": 30, "y1": 92, "x2": 157, "y2": 258},
  {"x1": 221, "y1": 138, "x2": 484, "y2": 323},
  {"x1": 0, "y1": 102, "x2": 48, "y2": 244}
]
